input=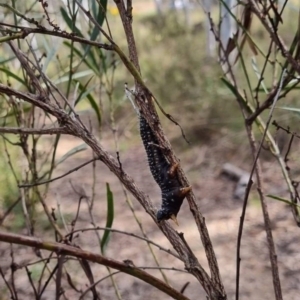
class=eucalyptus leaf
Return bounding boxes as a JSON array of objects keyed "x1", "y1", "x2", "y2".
[
  {"x1": 101, "y1": 183, "x2": 114, "y2": 254},
  {"x1": 56, "y1": 143, "x2": 88, "y2": 167}
]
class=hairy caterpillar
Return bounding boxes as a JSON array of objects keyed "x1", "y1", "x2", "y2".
[{"x1": 140, "y1": 115, "x2": 191, "y2": 225}]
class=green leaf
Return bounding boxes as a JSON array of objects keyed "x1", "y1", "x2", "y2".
[
  {"x1": 74, "y1": 79, "x2": 102, "y2": 127},
  {"x1": 56, "y1": 143, "x2": 88, "y2": 166},
  {"x1": 276, "y1": 106, "x2": 300, "y2": 115},
  {"x1": 101, "y1": 183, "x2": 114, "y2": 254},
  {"x1": 42, "y1": 37, "x2": 61, "y2": 72},
  {"x1": 0, "y1": 56, "x2": 16, "y2": 65},
  {"x1": 74, "y1": 76, "x2": 94, "y2": 105},
  {"x1": 53, "y1": 69, "x2": 94, "y2": 85},
  {"x1": 63, "y1": 41, "x2": 99, "y2": 74},
  {"x1": 0, "y1": 67, "x2": 26, "y2": 85},
  {"x1": 221, "y1": 77, "x2": 243, "y2": 100},
  {"x1": 60, "y1": 7, "x2": 84, "y2": 38},
  {"x1": 282, "y1": 30, "x2": 299, "y2": 72},
  {"x1": 97, "y1": 47, "x2": 107, "y2": 73},
  {"x1": 90, "y1": 0, "x2": 108, "y2": 40},
  {"x1": 267, "y1": 194, "x2": 300, "y2": 208},
  {"x1": 61, "y1": 4, "x2": 99, "y2": 74},
  {"x1": 78, "y1": 0, "x2": 108, "y2": 70},
  {"x1": 3, "y1": 104, "x2": 31, "y2": 120}
]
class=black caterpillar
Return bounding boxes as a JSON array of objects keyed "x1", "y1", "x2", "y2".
[{"x1": 140, "y1": 115, "x2": 191, "y2": 225}]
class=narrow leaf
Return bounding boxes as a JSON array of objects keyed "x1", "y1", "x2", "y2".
[
  {"x1": 60, "y1": 7, "x2": 84, "y2": 37},
  {"x1": 0, "y1": 67, "x2": 26, "y2": 85},
  {"x1": 101, "y1": 183, "x2": 114, "y2": 254},
  {"x1": 90, "y1": 0, "x2": 108, "y2": 39},
  {"x1": 63, "y1": 41, "x2": 99, "y2": 74},
  {"x1": 53, "y1": 69, "x2": 94, "y2": 85},
  {"x1": 221, "y1": 77, "x2": 243, "y2": 100},
  {"x1": 267, "y1": 194, "x2": 300, "y2": 208},
  {"x1": 74, "y1": 80, "x2": 101, "y2": 127},
  {"x1": 56, "y1": 143, "x2": 88, "y2": 166},
  {"x1": 276, "y1": 106, "x2": 300, "y2": 113}
]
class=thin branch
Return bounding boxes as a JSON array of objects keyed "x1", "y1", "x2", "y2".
[
  {"x1": 0, "y1": 126, "x2": 65, "y2": 135},
  {"x1": 65, "y1": 226, "x2": 182, "y2": 260},
  {"x1": 236, "y1": 70, "x2": 286, "y2": 300},
  {"x1": 79, "y1": 271, "x2": 121, "y2": 300},
  {"x1": 0, "y1": 197, "x2": 21, "y2": 226},
  {"x1": 0, "y1": 267, "x2": 16, "y2": 300},
  {"x1": 122, "y1": 188, "x2": 171, "y2": 284},
  {"x1": 19, "y1": 157, "x2": 98, "y2": 188},
  {"x1": 25, "y1": 266, "x2": 38, "y2": 298},
  {"x1": 58, "y1": 261, "x2": 180, "y2": 298},
  {"x1": 246, "y1": 126, "x2": 283, "y2": 300},
  {"x1": 0, "y1": 22, "x2": 114, "y2": 50}
]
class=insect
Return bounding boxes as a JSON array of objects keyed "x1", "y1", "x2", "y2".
[
  {"x1": 124, "y1": 84, "x2": 191, "y2": 225},
  {"x1": 140, "y1": 115, "x2": 191, "y2": 225}
]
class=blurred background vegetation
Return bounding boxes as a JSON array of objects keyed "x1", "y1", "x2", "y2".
[{"x1": 1, "y1": 0, "x2": 300, "y2": 228}]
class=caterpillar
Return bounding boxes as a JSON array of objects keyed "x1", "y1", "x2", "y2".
[{"x1": 140, "y1": 115, "x2": 191, "y2": 225}]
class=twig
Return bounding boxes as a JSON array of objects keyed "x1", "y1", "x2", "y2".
[
  {"x1": 272, "y1": 121, "x2": 300, "y2": 139},
  {"x1": 39, "y1": 263, "x2": 59, "y2": 298},
  {"x1": 0, "y1": 197, "x2": 21, "y2": 226},
  {"x1": 79, "y1": 271, "x2": 121, "y2": 300},
  {"x1": 10, "y1": 246, "x2": 19, "y2": 300},
  {"x1": 25, "y1": 266, "x2": 38, "y2": 298},
  {"x1": 0, "y1": 231, "x2": 190, "y2": 300},
  {"x1": 236, "y1": 70, "x2": 286, "y2": 300},
  {"x1": 246, "y1": 126, "x2": 283, "y2": 300},
  {"x1": 65, "y1": 226, "x2": 181, "y2": 260},
  {"x1": 37, "y1": 252, "x2": 55, "y2": 294},
  {"x1": 56, "y1": 255, "x2": 64, "y2": 300},
  {"x1": 0, "y1": 267, "x2": 15, "y2": 299},
  {"x1": 249, "y1": 1, "x2": 300, "y2": 76},
  {"x1": 19, "y1": 157, "x2": 98, "y2": 188},
  {"x1": 122, "y1": 188, "x2": 171, "y2": 284},
  {"x1": 84, "y1": 194, "x2": 122, "y2": 300}
]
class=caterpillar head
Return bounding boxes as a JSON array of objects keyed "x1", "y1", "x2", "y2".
[
  {"x1": 156, "y1": 209, "x2": 179, "y2": 226},
  {"x1": 156, "y1": 186, "x2": 192, "y2": 226}
]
